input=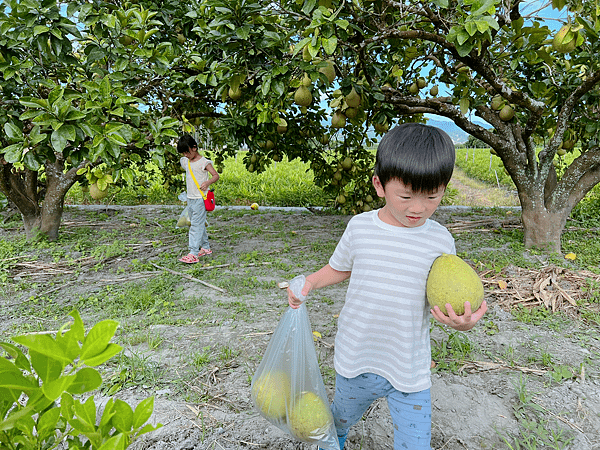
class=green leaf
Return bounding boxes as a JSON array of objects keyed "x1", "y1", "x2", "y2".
[
  {"x1": 66, "y1": 109, "x2": 87, "y2": 121},
  {"x1": 82, "y1": 343, "x2": 122, "y2": 366},
  {"x1": 66, "y1": 310, "x2": 85, "y2": 342},
  {"x1": 36, "y1": 407, "x2": 61, "y2": 440},
  {"x1": 99, "y1": 398, "x2": 117, "y2": 428},
  {"x1": 0, "y1": 370, "x2": 38, "y2": 391},
  {"x1": 51, "y1": 129, "x2": 68, "y2": 153},
  {"x1": 30, "y1": 350, "x2": 63, "y2": 384},
  {"x1": 74, "y1": 396, "x2": 97, "y2": 428},
  {"x1": 80, "y1": 320, "x2": 119, "y2": 364},
  {"x1": 137, "y1": 422, "x2": 163, "y2": 436},
  {"x1": 459, "y1": 97, "x2": 470, "y2": 115},
  {"x1": 19, "y1": 97, "x2": 49, "y2": 109},
  {"x1": 98, "y1": 433, "x2": 126, "y2": 450},
  {"x1": 132, "y1": 396, "x2": 154, "y2": 429},
  {"x1": 0, "y1": 343, "x2": 31, "y2": 372},
  {"x1": 321, "y1": 36, "x2": 338, "y2": 55},
  {"x1": 0, "y1": 144, "x2": 22, "y2": 163},
  {"x1": 0, "y1": 392, "x2": 51, "y2": 432},
  {"x1": 100, "y1": 76, "x2": 111, "y2": 100},
  {"x1": 111, "y1": 399, "x2": 134, "y2": 432},
  {"x1": 66, "y1": 367, "x2": 102, "y2": 394},
  {"x1": 33, "y1": 25, "x2": 49, "y2": 36},
  {"x1": 11, "y1": 334, "x2": 71, "y2": 364},
  {"x1": 48, "y1": 87, "x2": 64, "y2": 107},
  {"x1": 471, "y1": 0, "x2": 495, "y2": 16},
  {"x1": 4, "y1": 123, "x2": 22, "y2": 141},
  {"x1": 42, "y1": 373, "x2": 77, "y2": 401}
]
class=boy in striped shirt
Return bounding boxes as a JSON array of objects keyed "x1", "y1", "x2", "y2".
[{"x1": 288, "y1": 123, "x2": 487, "y2": 450}]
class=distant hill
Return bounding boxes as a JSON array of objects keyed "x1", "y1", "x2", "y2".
[{"x1": 425, "y1": 119, "x2": 469, "y2": 144}]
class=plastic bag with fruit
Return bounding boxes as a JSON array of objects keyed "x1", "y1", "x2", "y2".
[
  {"x1": 176, "y1": 205, "x2": 191, "y2": 228},
  {"x1": 250, "y1": 275, "x2": 340, "y2": 450}
]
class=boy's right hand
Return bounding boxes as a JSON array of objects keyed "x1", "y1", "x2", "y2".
[{"x1": 287, "y1": 280, "x2": 312, "y2": 309}]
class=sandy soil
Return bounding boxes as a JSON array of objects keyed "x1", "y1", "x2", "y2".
[{"x1": 2, "y1": 204, "x2": 600, "y2": 450}]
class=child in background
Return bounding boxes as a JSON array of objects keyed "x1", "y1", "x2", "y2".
[
  {"x1": 288, "y1": 123, "x2": 487, "y2": 450},
  {"x1": 177, "y1": 134, "x2": 220, "y2": 264}
]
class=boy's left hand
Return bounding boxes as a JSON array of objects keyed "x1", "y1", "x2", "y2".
[{"x1": 431, "y1": 300, "x2": 488, "y2": 331}]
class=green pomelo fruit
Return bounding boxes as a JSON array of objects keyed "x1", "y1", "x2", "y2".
[
  {"x1": 302, "y1": 45, "x2": 313, "y2": 62},
  {"x1": 341, "y1": 156, "x2": 353, "y2": 171},
  {"x1": 417, "y1": 77, "x2": 426, "y2": 89},
  {"x1": 344, "y1": 107, "x2": 358, "y2": 119},
  {"x1": 490, "y1": 95, "x2": 504, "y2": 111},
  {"x1": 294, "y1": 86, "x2": 312, "y2": 107},
  {"x1": 561, "y1": 139, "x2": 575, "y2": 150},
  {"x1": 374, "y1": 122, "x2": 389, "y2": 133},
  {"x1": 319, "y1": 60, "x2": 336, "y2": 84},
  {"x1": 89, "y1": 183, "x2": 108, "y2": 200},
  {"x1": 288, "y1": 391, "x2": 333, "y2": 441},
  {"x1": 302, "y1": 73, "x2": 312, "y2": 87},
  {"x1": 251, "y1": 371, "x2": 291, "y2": 420},
  {"x1": 331, "y1": 110, "x2": 346, "y2": 128},
  {"x1": 177, "y1": 214, "x2": 191, "y2": 228},
  {"x1": 408, "y1": 82, "x2": 419, "y2": 94},
  {"x1": 319, "y1": 134, "x2": 330, "y2": 145},
  {"x1": 499, "y1": 105, "x2": 515, "y2": 121},
  {"x1": 228, "y1": 86, "x2": 242, "y2": 100},
  {"x1": 426, "y1": 253, "x2": 484, "y2": 315},
  {"x1": 430, "y1": 85, "x2": 439, "y2": 96},
  {"x1": 345, "y1": 87, "x2": 361, "y2": 108}
]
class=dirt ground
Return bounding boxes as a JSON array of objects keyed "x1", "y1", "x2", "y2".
[{"x1": 2, "y1": 204, "x2": 600, "y2": 450}]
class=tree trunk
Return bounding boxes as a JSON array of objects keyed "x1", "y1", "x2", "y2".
[
  {"x1": 520, "y1": 205, "x2": 569, "y2": 253},
  {"x1": 0, "y1": 158, "x2": 81, "y2": 241}
]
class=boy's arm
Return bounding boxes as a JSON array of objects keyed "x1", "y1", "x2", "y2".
[
  {"x1": 430, "y1": 300, "x2": 488, "y2": 331},
  {"x1": 199, "y1": 163, "x2": 220, "y2": 191},
  {"x1": 288, "y1": 264, "x2": 351, "y2": 309}
]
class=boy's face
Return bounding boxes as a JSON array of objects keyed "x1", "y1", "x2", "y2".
[{"x1": 372, "y1": 176, "x2": 445, "y2": 228}]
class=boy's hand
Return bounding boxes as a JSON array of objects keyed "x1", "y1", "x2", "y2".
[
  {"x1": 431, "y1": 300, "x2": 488, "y2": 331},
  {"x1": 287, "y1": 280, "x2": 313, "y2": 309}
]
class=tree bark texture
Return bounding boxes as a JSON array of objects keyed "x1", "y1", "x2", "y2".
[{"x1": 0, "y1": 158, "x2": 80, "y2": 241}]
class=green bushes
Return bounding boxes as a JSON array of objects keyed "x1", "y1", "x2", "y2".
[{"x1": 0, "y1": 310, "x2": 160, "y2": 448}]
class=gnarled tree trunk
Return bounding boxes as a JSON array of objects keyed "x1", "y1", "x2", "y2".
[{"x1": 0, "y1": 158, "x2": 81, "y2": 241}]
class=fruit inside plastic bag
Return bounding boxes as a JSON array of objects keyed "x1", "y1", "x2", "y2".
[
  {"x1": 176, "y1": 206, "x2": 191, "y2": 228},
  {"x1": 250, "y1": 275, "x2": 339, "y2": 450}
]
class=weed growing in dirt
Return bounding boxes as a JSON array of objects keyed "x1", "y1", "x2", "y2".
[
  {"x1": 496, "y1": 375, "x2": 574, "y2": 449},
  {"x1": 190, "y1": 346, "x2": 213, "y2": 370},
  {"x1": 430, "y1": 324, "x2": 476, "y2": 373},
  {"x1": 102, "y1": 350, "x2": 166, "y2": 394}
]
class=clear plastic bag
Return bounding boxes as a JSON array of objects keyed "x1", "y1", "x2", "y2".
[
  {"x1": 251, "y1": 275, "x2": 340, "y2": 450},
  {"x1": 176, "y1": 205, "x2": 191, "y2": 228}
]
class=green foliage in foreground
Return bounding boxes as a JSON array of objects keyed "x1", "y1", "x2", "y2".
[{"x1": 0, "y1": 310, "x2": 160, "y2": 448}]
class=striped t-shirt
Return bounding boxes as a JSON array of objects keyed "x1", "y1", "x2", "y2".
[{"x1": 329, "y1": 209, "x2": 456, "y2": 393}]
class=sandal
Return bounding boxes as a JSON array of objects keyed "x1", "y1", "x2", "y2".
[
  {"x1": 178, "y1": 253, "x2": 199, "y2": 264},
  {"x1": 199, "y1": 248, "x2": 213, "y2": 256}
]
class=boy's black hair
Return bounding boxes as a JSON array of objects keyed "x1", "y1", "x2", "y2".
[
  {"x1": 374, "y1": 123, "x2": 455, "y2": 193},
  {"x1": 177, "y1": 134, "x2": 197, "y2": 154}
]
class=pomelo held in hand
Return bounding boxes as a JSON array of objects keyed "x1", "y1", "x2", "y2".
[
  {"x1": 289, "y1": 391, "x2": 333, "y2": 442},
  {"x1": 426, "y1": 253, "x2": 484, "y2": 315},
  {"x1": 251, "y1": 371, "x2": 291, "y2": 420}
]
